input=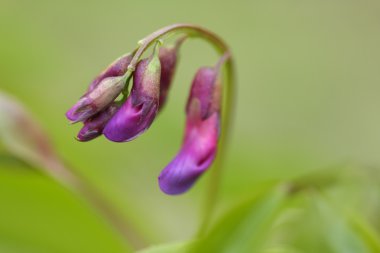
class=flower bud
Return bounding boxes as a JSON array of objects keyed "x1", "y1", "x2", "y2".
[
  {"x1": 77, "y1": 103, "x2": 120, "y2": 142},
  {"x1": 103, "y1": 45, "x2": 161, "y2": 142},
  {"x1": 66, "y1": 53, "x2": 132, "y2": 123},
  {"x1": 66, "y1": 74, "x2": 128, "y2": 123},
  {"x1": 158, "y1": 41, "x2": 182, "y2": 109},
  {"x1": 158, "y1": 48, "x2": 176, "y2": 109},
  {"x1": 158, "y1": 66, "x2": 221, "y2": 195},
  {"x1": 89, "y1": 53, "x2": 133, "y2": 92}
]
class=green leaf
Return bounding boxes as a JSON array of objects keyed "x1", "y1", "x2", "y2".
[
  {"x1": 288, "y1": 164, "x2": 347, "y2": 194},
  {"x1": 192, "y1": 184, "x2": 287, "y2": 253},
  {"x1": 316, "y1": 194, "x2": 377, "y2": 253},
  {"x1": 261, "y1": 247, "x2": 303, "y2": 253},
  {"x1": 136, "y1": 241, "x2": 194, "y2": 253},
  {"x1": 349, "y1": 214, "x2": 380, "y2": 252}
]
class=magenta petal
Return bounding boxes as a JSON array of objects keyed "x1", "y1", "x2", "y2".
[
  {"x1": 103, "y1": 98, "x2": 158, "y2": 142},
  {"x1": 158, "y1": 113, "x2": 219, "y2": 195},
  {"x1": 158, "y1": 147, "x2": 216, "y2": 195}
]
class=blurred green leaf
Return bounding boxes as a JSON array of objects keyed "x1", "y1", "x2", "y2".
[
  {"x1": 136, "y1": 241, "x2": 194, "y2": 253},
  {"x1": 349, "y1": 214, "x2": 380, "y2": 252},
  {"x1": 0, "y1": 162, "x2": 128, "y2": 253},
  {"x1": 316, "y1": 193, "x2": 377, "y2": 253},
  {"x1": 192, "y1": 184, "x2": 287, "y2": 253},
  {"x1": 0, "y1": 91, "x2": 144, "y2": 250},
  {"x1": 288, "y1": 164, "x2": 347, "y2": 194},
  {"x1": 261, "y1": 247, "x2": 303, "y2": 253}
]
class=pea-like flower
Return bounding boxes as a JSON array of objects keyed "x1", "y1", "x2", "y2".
[
  {"x1": 103, "y1": 44, "x2": 161, "y2": 142},
  {"x1": 158, "y1": 66, "x2": 221, "y2": 195}
]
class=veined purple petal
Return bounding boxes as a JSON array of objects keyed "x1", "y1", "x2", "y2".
[
  {"x1": 159, "y1": 112, "x2": 219, "y2": 195},
  {"x1": 77, "y1": 103, "x2": 119, "y2": 142}
]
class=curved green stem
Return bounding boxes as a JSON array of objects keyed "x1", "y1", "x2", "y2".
[
  {"x1": 0, "y1": 91, "x2": 148, "y2": 250},
  {"x1": 128, "y1": 23, "x2": 230, "y2": 69},
  {"x1": 198, "y1": 55, "x2": 235, "y2": 237},
  {"x1": 130, "y1": 24, "x2": 236, "y2": 237}
]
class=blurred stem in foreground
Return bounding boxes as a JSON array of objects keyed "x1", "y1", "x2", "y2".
[{"x1": 0, "y1": 91, "x2": 146, "y2": 251}]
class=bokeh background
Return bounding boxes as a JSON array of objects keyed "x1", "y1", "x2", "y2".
[{"x1": 1, "y1": 0, "x2": 380, "y2": 252}]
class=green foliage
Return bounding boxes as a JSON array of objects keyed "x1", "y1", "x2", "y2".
[
  {"x1": 136, "y1": 241, "x2": 194, "y2": 253},
  {"x1": 0, "y1": 161, "x2": 127, "y2": 253},
  {"x1": 1, "y1": 131, "x2": 380, "y2": 253},
  {"x1": 135, "y1": 166, "x2": 380, "y2": 253},
  {"x1": 1, "y1": 0, "x2": 380, "y2": 252},
  {"x1": 191, "y1": 185, "x2": 287, "y2": 253}
]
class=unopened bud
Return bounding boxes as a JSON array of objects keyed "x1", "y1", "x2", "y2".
[
  {"x1": 66, "y1": 74, "x2": 128, "y2": 123},
  {"x1": 89, "y1": 53, "x2": 133, "y2": 92},
  {"x1": 158, "y1": 37, "x2": 185, "y2": 109},
  {"x1": 66, "y1": 53, "x2": 133, "y2": 123},
  {"x1": 77, "y1": 103, "x2": 120, "y2": 141}
]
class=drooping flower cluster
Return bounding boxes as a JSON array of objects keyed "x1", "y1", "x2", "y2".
[{"x1": 66, "y1": 38, "x2": 224, "y2": 195}]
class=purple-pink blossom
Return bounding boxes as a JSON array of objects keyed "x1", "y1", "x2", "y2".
[{"x1": 158, "y1": 66, "x2": 221, "y2": 195}]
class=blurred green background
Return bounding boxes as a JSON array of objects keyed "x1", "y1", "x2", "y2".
[{"x1": 1, "y1": 0, "x2": 380, "y2": 252}]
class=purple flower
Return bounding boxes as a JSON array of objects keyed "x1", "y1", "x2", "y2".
[
  {"x1": 77, "y1": 103, "x2": 120, "y2": 142},
  {"x1": 103, "y1": 47, "x2": 161, "y2": 142},
  {"x1": 158, "y1": 66, "x2": 221, "y2": 195},
  {"x1": 66, "y1": 53, "x2": 132, "y2": 123}
]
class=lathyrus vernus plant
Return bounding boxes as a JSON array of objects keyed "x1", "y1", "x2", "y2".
[
  {"x1": 2, "y1": 24, "x2": 380, "y2": 253},
  {"x1": 65, "y1": 25, "x2": 236, "y2": 249},
  {"x1": 66, "y1": 24, "x2": 235, "y2": 198}
]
